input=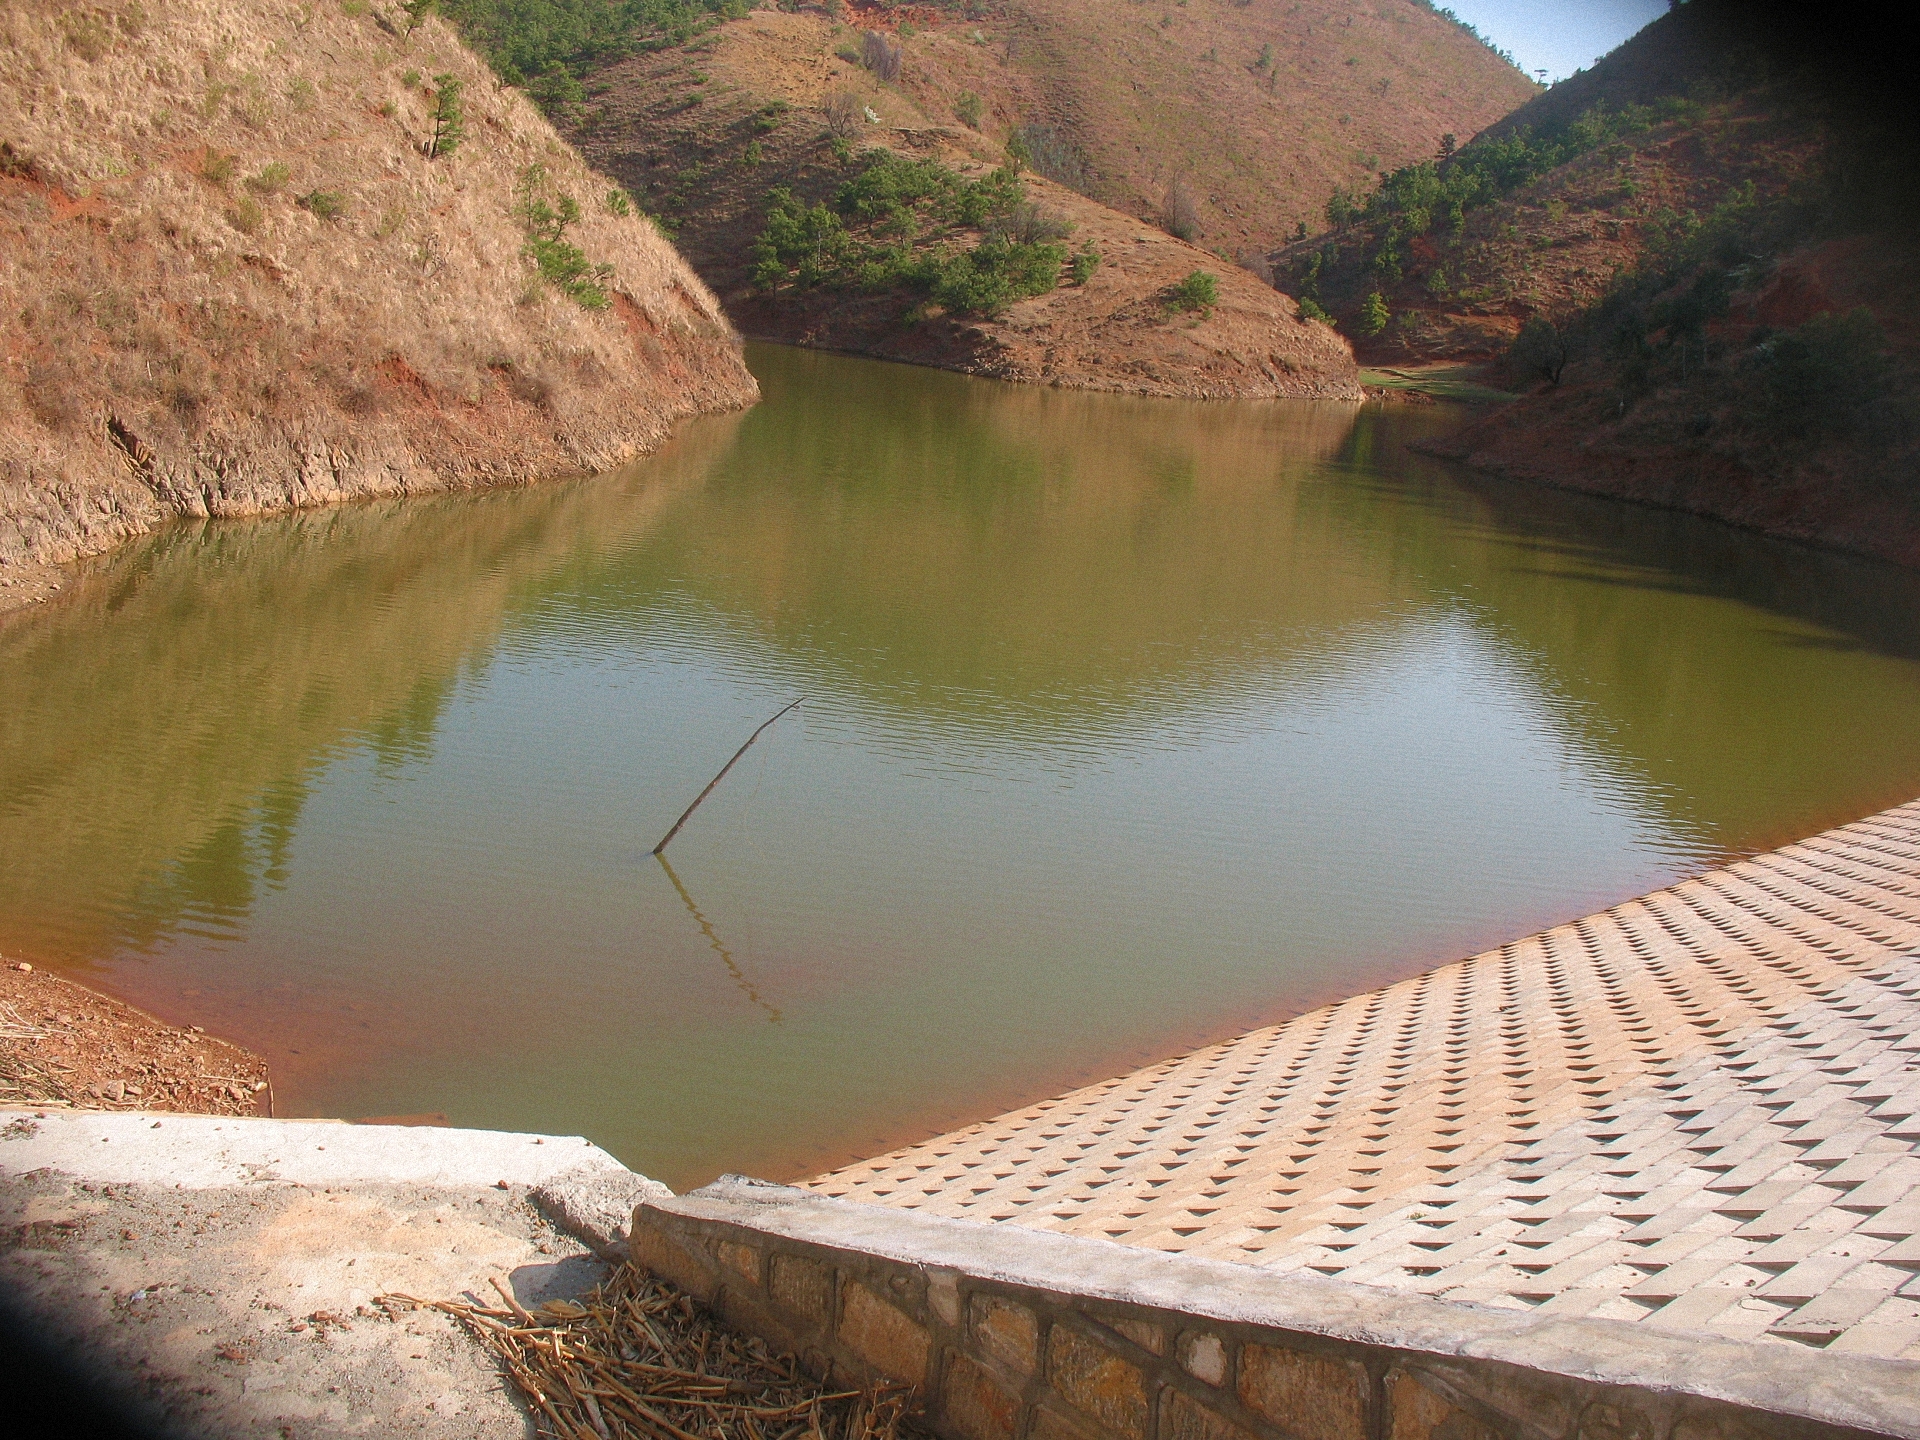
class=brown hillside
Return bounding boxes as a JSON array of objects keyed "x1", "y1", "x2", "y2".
[
  {"x1": 572, "y1": 36, "x2": 1357, "y2": 398},
  {"x1": 1273, "y1": 91, "x2": 1826, "y2": 364},
  {"x1": 0, "y1": 0, "x2": 757, "y2": 614},
  {"x1": 580, "y1": 0, "x2": 1533, "y2": 258},
  {"x1": 1272, "y1": 0, "x2": 1920, "y2": 567},
  {"x1": 1429, "y1": 233, "x2": 1920, "y2": 570},
  {"x1": 564, "y1": 8, "x2": 1394, "y2": 396}
]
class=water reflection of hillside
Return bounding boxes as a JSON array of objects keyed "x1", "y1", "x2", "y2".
[
  {"x1": 548, "y1": 346, "x2": 1391, "y2": 743},
  {"x1": 0, "y1": 412, "x2": 744, "y2": 967},
  {"x1": 1332, "y1": 413, "x2": 1920, "y2": 854}
]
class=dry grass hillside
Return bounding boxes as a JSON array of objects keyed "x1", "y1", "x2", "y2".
[
  {"x1": 562, "y1": 8, "x2": 1375, "y2": 396},
  {"x1": 0, "y1": 0, "x2": 757, "y2": 611},
  {"x1": 1269, "y1": 0, "x2": 1920, "y2": 567},
  {"x1": 564, "y1": 0, "x2": 1534, "y2": 257},
  {"x1": 1273, "y1": 91, "x2": 1826, "y2": 363}
]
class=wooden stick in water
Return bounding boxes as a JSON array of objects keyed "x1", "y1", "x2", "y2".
[{"x1": 652, "y1": 699, "x2": 804, "y2": 855}]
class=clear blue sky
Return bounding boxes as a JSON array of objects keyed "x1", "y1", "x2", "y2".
[{"x1": 1440, "y1": 0, "x2": 1668, "y2": 84}]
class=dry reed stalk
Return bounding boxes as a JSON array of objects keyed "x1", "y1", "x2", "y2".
[{"x1": 385, "y1": 1265, "x2": 928, "y2": 1440}]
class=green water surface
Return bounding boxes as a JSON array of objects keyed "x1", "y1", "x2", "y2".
[{"x1": 4, "y1": 344, "x2": 1920, "y2": 1188}]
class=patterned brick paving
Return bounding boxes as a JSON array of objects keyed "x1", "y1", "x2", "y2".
[{"x1": 810, "y1": 801, "x2": 1920, "y2": 1359}]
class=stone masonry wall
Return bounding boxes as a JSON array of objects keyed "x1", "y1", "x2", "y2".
[{"x1": 628, "y1": 1180, "x2": 1915, "y2": 1440}]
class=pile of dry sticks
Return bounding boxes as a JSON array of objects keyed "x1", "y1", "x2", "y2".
[
  {"x1": 0, "y1": 1000, "x2": 63, "y2": 1105},
  {"x1": 387, "y1": 1265, "x2": 927, "y2": 1440}
]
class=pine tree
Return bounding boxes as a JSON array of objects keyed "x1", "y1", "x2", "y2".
[
  {"x1": 1357, "y1": 290, "x2": 1390, "y2": 337},
  {"x1": 427, "y1": 73, "x2": 465, "y2": 159}
]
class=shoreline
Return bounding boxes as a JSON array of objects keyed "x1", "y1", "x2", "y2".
[{"x1": 0, "y1": 960, "x2": 270, "y2": 1118}]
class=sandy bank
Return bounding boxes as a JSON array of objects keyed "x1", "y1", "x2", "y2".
[{"x1": 1, "y1": 963, "x2": 269, "y2": 1117}]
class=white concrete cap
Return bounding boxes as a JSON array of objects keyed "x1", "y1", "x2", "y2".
[{"x1": 0, "y1": 1109, "x2": 629, "y2": 1190}]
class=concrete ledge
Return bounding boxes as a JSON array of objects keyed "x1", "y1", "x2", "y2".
[
  {"x1": 0, "y1": 1109, "x2": 626, "y2": 1190},
  {"x1": 0, "y1": 1108, "x2": 660, "y2": 1438},
  {"x1": 633, "y1": 1177, "x2": 1920, "y2": 1440}
]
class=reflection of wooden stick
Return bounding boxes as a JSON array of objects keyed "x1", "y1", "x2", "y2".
[
  {"x1": 651, "y1": 699, "x2": 803, "y2": 855},
  {"x1": 656, "y1": 854, "x2": 782, "y2": 1023}
]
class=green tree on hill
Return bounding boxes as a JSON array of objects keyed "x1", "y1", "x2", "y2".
[
  {"x1": 1356, "y1": 290, "x2": 1389, "y2": 336},
  {"x1": 426, "y1": 73, "x2": 465, "y2": 158},
  {"x1": 439, "y1": 0, "x2": 745, "y2": 98}
]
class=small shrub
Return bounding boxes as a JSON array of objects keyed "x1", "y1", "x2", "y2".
[
  {"x1": 287, "y1": 76, "x2": 316, "y2": 110},
  {"x1": 860, "y1": 30, "x2": 902, "y2": 82},
  {"x1": 341, "y1": 0, "x2": 370, "y2": 15},
  {"x1": 1297, "y1": 296, "x2": 1332, "y2": 324},
  {"x1": 955, "y1": 91, "x2": 982, "y2": 129},
  {"x1": 426, "y1": 72, "x2": 465, "y2": 158},
  {"x1": 828, "y1": 135, "x2": 855, "y2": 166},
  {"x1": 514, "y1": 165, "x2": 613, "y2": 308},
  {"x1": 377, "y1": 203, "x2": 408, "y2": 237},
  {"x1": 1163, "y1": 174, "x2": 1199, "y2": 241},
  {"x1": 1759, "y1": 308, "x2": 1894, "y2": 429},
  {"x1": 199, "y1": 151, "x2": 238, "y2": 188},
  {"x1": 1508, "y1": 316, "x2": 1569, "y2": 385},
  {"x1": 227, "y1": 196, "x2": 265, "y2": 234},
  {"x1": 1011, "y1": 123, "x2": 1089, "y2": 192},
  {"x1": 298, "y1": 188, "x2": 348, "y2": 220},
  {"x1": 822, "y1": 90, "x2": 863, "y2": 139},
  {"x1": 1069, "y1": 242, "x2": 1100, "y2": 284},
  {"x1": 741, "y1": 140, "x2": 765, "y2": 167},
  {"x1": 752, "y1": 100, "x2": 789, "y2": 132},
  {"x1": 402, "y1": 0, "x2": 435, "y2": 35},
  {"x1": 835, "y1": 43, "x2": 861, "y2": 64},
  {"x1": 378, "y1": 99, "x2": 397, "y2": 117},
  {"x1": 990, "y1": 201, "x2": 1071, "y2": 245},
  {"x1": 1168, "y1": 269, "x2": 1218, "y2": 314},
  {"x1": 62, "y1": 11, "x2": 113, "y2": 60},
  {"x1": 236, "y1": 80, "x2": 274, "y2": 129},
  {"x1": 528, "y1": 63, "x2": 585, "y2": 116},
  {"x1": 606, "y1": 188, "x2": 633, "y2": 217},
  {"x1": 1003, "y1": 130, "x2": 1031, "y2": 175},
  {"x1": 401, "y1": 69, "x2": 421, "y2": 88},
  {"x1": 246, "y1": 161, "x2": 292, "y2": 195},
  {"x1": 1355, "y1": 290, "x2": 1389, "y2": 336}
]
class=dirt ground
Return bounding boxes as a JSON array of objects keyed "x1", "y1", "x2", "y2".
[{"x1": 0, "y1": 962, "x2": 270, "y2": 1117}]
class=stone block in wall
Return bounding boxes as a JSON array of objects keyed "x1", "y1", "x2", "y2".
[
  {"x1": 630, "y1": 1213, "x2": 718, "y2": 1301},
  {"x1": 1177, "y1": 1332, "x2": 1228, "y2": 1387},
  {"x1": 770, "y1": 1253, "x2": 834, "y2": 1325},
  {"x1": 841, "y1": 1279, "x2": 932, "y2": 1384},
  {"x1": 1048, "y1": 1324, "x2": 1151, "y2": 1440},
  {"x1": 1237, "y1": 1342, "x2": 1368, "y2": 1440},
  {"x1": 970, "y1": 1295, "x2": 1040, "y2": 1376},
  {"x1": 1668, "y1": 1410, "x2": 1791, "y2": 1440},
  {"x1": 1570, "y1": 1402, "x2": 1657, "y2": 1440},
  {"x1": 1387, "y1": 1372, "x2": 1500, "y2": 1440},
  {"x1": 1160, "y1": 1385, "x2": 1263, "y2": 1440},
  {"x1": 1109, "y1": 1317, "x2": 1166, "y2": 1356},
  {"x1": 944, "y1": 1350, "x2": 1022, "y2": 1440},
  {"x1": 1029, "y1": 1400, "x2": 1110, "y2": 1440},
  {"x1": 719, "y1": 1240, "x2": 762, "y2": 1289}
]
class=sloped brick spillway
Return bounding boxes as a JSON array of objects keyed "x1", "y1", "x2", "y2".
[{"x1": 812, "y1": 800, "x2": 1920, "y2": 1361}]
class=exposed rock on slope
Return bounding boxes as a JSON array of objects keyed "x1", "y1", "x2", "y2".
[
  {"x1": 571, "y1": 13, "x2": 1361, "y2": 398},
  {"x1": 0, "y1": 0, "x2": 757, "y2": 610}
]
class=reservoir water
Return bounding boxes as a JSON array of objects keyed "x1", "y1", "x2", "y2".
[{"x1": 6, "y1": 344, "x2": 1920, "y2": 1189}]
